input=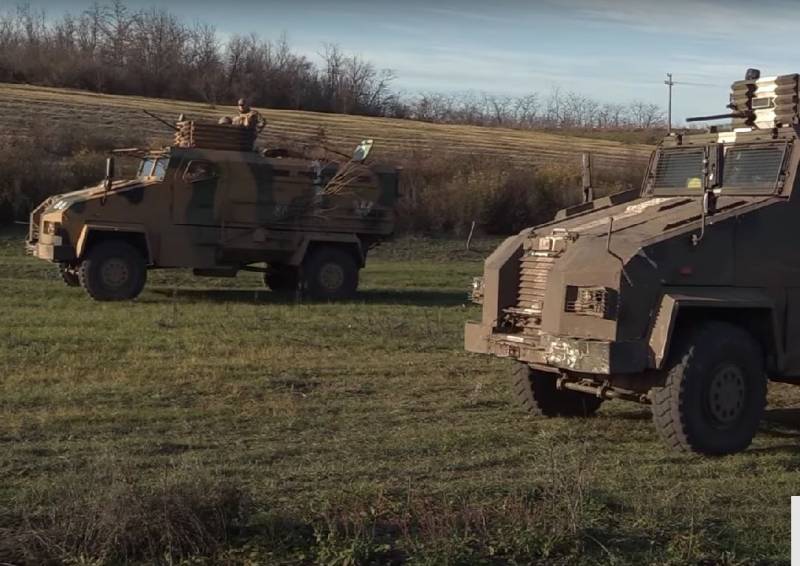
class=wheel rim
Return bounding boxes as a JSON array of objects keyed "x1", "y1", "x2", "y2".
[
  {"x1": 706, "y1": 363, "x2": 747, "y2": 426},
  {"x1": 100, "y1": 258, "x2": 130, "y2": 289},
  {"x1": 318, "y1": 262, "x2": 344, "y2": 291}
]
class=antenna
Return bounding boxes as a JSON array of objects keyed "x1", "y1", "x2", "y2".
[{"x1": 142, "y1": 110, "x2": 178, "y2": 132}]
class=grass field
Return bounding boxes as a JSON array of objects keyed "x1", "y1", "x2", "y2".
[
  {"x1": 0, "y1": 83, "x2": 652, "y2": 171},
  {"x1": 0, "y1": 227, "x2": 797, "y2": 565}
]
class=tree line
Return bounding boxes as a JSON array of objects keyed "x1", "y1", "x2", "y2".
[
  {"x1": 0, "y1": 1, "x2": 665, "y2": 130},
  {"x1": 404, "y1": 90, "x2": 664, "y2": 129}
]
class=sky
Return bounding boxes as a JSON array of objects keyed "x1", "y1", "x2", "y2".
[{"x1": 18, "y1": 0, "x2": 800, "y2": 123}]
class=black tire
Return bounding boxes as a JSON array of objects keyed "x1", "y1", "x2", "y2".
[
  {"x1": 511, "y1": 362, "x2": 603, "y2": 417},
  {"x1": 263, "y1": 264, "x2": 299, "y2": 293},
  {"x1": 651, "y1": 321, "x2": 766, "y2": 455},
  {"x1": 58, "y1": 263, "x2": 80, "y2": 287},
  {"x1": 301, "y1": 247, "x2": 359, "y2": 300},
  {"x1": 78, "y1": 241, "x2": 147, "y2": 301}
]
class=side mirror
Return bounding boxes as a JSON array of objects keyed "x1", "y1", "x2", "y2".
[{"x1": 352, "y1": 139, "x2": 374, "y2": 163}]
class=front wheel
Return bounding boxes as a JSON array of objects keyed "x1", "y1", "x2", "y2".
[
  {"x1": 78, "y1": 241, "x2": 147, "y2": 301},
  {"x1": 301, "y1": 247, "x2": 359, "y2": 301},
  {"x1": 651, "y1": 321, "x2": 766, "y2": 455},
  {"x1": 511, "y1": 363, "x2": 603, "y2": 417}
]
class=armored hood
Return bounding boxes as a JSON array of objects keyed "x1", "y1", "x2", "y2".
[{"x1": 45, "y1": 180, "x2": 159, "y2": 213}]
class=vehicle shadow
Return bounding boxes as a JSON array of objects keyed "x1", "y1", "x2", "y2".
[
  {"x1": 609, "y1": 406, "x2": 800, "y2": 428},
  {"x1": 609, "y1": 408, "x2": 651, "y2": 421},
  {"x1": 761, "y1": 408, "x2": 800, "y2": 436},
  {"x1": 747, "y1": 408, "x2": 800, "y2": 456},
  {"x1": 147, "y1": 287, "x2": 468, "y2": 307}
]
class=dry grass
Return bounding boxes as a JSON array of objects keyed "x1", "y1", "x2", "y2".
[
  {"x1": 0, "y1": 83, "x2": 650, "y2": 233},
  {"x1": 0, "y1": 83, "x2": 652, "y2": 172},
  {"x1": 2, "y1": 459, "x2": 250, "y2": 565}
]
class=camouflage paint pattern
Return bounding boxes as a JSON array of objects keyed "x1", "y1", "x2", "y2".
[{"x1": 27, "y1": 143, "x2": 398, "y2": 272}]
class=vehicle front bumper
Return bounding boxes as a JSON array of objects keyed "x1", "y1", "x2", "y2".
[
  {"x1": 464, "y1": 321, "x2": 648, "y2": 374},
  {"x1": 26, "y1": 237, "x2": 75, "y2": 262}
]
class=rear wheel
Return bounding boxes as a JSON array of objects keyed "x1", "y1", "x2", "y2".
[
  {"x1": 58, "y1": 263, "x2": 80, "y2": 287},
  {"x1": 301, "y1": 247, "x2": 359, "y2": 300},
  {"x1": 78, "y1": 241, "x2": 147, "y2": 301},
  {"x1": 263, "y1": 265, "x2": 299, "y2": 293},
  {"x1": 512, "y1": 363, "x2": 603, "y2": 417},
  {"x1": 651, "y1": 321, "x2": 766, "y2": 455}
]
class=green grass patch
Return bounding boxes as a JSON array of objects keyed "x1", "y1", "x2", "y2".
[{"x1": 0, "y1": 229, "x2": 795, "y2": 564}]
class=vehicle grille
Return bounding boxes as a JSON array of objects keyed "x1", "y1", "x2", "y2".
[
  {"x1": 504, "y1": 248, "x2": 558, "y2": 333},
  {"x1": 28, "y1": 197, "x2": 53, "y2": 245}
]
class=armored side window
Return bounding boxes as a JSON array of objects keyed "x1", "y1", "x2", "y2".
[
  {"x1": 138, "y1": 157, "x2": 169, "y2": 180},
  {"x1": 183, "y1": 160, "x2": 218, "y2": 183},
  {"x1": 721, "y1": 143, "x2": 788, "y2": 193},
  {"x1": 152, "y1": 158, "x2": 169, "y2": 180},
  {"x1": 137, "y1": 158, "x2": 156, "y2": 178},
  {"x1": 651, "y1": 149, "x2": 705, "y2": 193}
]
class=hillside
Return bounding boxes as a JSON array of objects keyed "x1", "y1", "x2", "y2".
[{"x1": 0, "y1": 83, "x2": 652, "y2": 170}]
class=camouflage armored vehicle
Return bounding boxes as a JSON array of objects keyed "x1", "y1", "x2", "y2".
[
  {"x1": 26, "y1": 120, "x2": 399, "y2": 301},
  {"x1": 466, "y1": 69, "x2": 800, "y2": 455}
]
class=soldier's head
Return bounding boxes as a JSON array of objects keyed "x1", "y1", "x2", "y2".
[{"x1": 237, "y1": 98, "x2": 250, "y2": 113}]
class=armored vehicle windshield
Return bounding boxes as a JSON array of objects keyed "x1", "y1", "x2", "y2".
[
  {"x1": 648, "y1": 140, "x2": 789, "y2": 196},
  {"x1": 723, "y1": 143, "x2": 786, "y2": 191},
  {"x1": 137, "y1": 156, "x2": 169, "y2": 180}
]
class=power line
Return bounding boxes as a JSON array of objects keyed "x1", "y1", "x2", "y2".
[
  {"x1": 664, "y1": 74, "x2": 723, "y2": 132},
  {"x1": 674, "y1": 81, "x2": 721, "y2": 87}
]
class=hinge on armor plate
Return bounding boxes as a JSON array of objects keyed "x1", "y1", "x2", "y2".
[{"x1": 531, "y1": 228, "x2": 578, "y2": 254}]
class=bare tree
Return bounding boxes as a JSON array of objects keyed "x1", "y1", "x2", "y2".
[
  {"x1": 514, "y1": 94, "x2": 540, "y2": 127},
  {"x1": 187, "y1": 22, "x2": 222, "y2": 102},
  {"x1": 629, "y1": 100, "x2": 665, "y2": 128},
  {"x1": 0, "y1": 1, "x2": 666, "y2": 131},
  {"x1": 484, "y1": 94, "x2": 512, "y2": 126}
]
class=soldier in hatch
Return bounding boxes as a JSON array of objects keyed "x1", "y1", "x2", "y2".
[{"x1": 232, "y1": 98, "x2": 266, "y2": 132}]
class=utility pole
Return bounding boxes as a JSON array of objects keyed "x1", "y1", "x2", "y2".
[
  {"x1": 664, "y1": 72, "x2": 674, "y2": 134},
  {"x1": 663, "y1": 74, "x2": 718, "y2": 132}
]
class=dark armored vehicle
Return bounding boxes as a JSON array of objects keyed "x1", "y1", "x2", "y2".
[
  {"x1": 466, "y1": 70, "x2": 800, "y2": 455},
  {"x1": 26, "y1": 121, "x2": 399, "y2": 301}
]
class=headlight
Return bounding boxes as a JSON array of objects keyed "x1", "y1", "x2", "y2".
[
  {"x1": 52, "y1": 200, "x2": 70, "y2": 211},
  {"x1": 469, "y1": 276, "x2": 484, "y2": 305},
  {"x1": 42, "y1": 221, "x2": 64, "y2": 236},
  {"x1": 564, "y1": 286, "x2": 617, "y2": 319}
]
